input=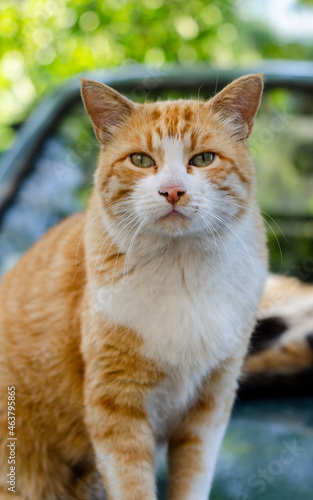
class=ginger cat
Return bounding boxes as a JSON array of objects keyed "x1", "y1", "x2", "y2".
[{"x1": 0, "y1": 74, "x2": 267, "y2": 500}]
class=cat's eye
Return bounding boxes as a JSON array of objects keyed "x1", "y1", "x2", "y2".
[
  {"x1": 131, "y1": 153, "x2": 155, "y2": 168},
  {"x1": 190, "y1": 152, "x2": 215, "y2": 168}
]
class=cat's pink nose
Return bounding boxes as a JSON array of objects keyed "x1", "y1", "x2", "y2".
[{"x1": 158, "y1": 187, "x2": 186, "y2": 205}]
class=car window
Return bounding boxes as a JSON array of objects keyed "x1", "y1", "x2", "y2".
[
  {"x1": 0, "y1": 103, "x2": 96, "y2": 276},
  {"x1": 253, "y1": 88, "x2": 313, "y2": 216},
  {"x1": 252, "y1": 88, "x2": 313, "y2": 277},
  {"x1": 1, "y1": 86, "x2": 313, "y2": 279}
]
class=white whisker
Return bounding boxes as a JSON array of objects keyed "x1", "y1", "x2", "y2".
[
  {"x1": 202, "y1": 208, "x2": 258, "y2": 279},
  {"x1": 230, "y1": 199, "x2": 284, "y2": 264},
  {"x1": 93, "y1": 210, "x2": 138, "y2": 287}
]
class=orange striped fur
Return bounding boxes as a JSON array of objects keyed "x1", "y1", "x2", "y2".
[
  {"x1": 0, "y1": 75, "x2": 267, "y2": 499},
  {"x1": 246, "y1": 275, "x2": 313, "y2": 376}
]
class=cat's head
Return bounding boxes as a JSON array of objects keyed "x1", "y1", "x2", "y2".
[{"x1": 81, "y1": 74, "x2": 262, "y2": 239}]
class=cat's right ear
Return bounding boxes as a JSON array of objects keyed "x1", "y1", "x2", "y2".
[{"x1": 80, "y1": 79, "x2": 136, "y2": 145}]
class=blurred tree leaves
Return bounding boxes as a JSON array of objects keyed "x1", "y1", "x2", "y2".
[{"x1": 0, "y1": 0, "x2": 313, "y2": 153}]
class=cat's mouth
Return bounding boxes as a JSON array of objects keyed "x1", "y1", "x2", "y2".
[
  {"x1": 157, "y1": 208, "x2": 191, "y2": 234},
  {"x1": 162, "y1": 208, "x2": 188, "y2": 219}
]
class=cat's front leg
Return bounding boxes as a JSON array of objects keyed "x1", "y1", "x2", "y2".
[
  {"x1": 82, "y1": 318, "x2": 163, "y2": 500},
  {"x1": 167, "y1": 357, "x2": 244, "y2": 500},
  {"x1": 84, "y1": 406, "x2": 156, "y2": 500}
]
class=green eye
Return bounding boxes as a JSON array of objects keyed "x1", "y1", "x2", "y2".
[
  {"x1": 131, "y1": 153, "x2": 155, "y2": 168},
  {"x1": 190, "y1": 152, "x2": 215, "y2": 167}
]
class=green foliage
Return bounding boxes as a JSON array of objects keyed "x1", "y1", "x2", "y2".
[
  {"x1": 297, "y1": 0, "x2": 313, "y2": 4},
  {"x1": 1, "y1": 0, "x2": 313, "y2": 153}
]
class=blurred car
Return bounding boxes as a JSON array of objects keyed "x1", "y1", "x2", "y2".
[{"x1": 0, "y1": 63, "x2": 313, "y2": 500}]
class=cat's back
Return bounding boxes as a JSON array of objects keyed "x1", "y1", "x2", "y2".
[
  {"x1": 0, "y1": 211, "x2": 86, "y2": 319},
  {"x1": 0, "y1": 212, "x2": 87, "y2": 393},
  {"x1": 0, "y1": 213, "x2": 96, "y2": 480}
]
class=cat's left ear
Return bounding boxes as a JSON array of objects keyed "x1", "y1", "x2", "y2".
[{"x1": 209, "y1": 73, "x2": 263, "y2": 140}]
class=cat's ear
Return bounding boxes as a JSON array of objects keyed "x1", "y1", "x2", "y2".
[
  {"x1": 81, "y1": 79, "x2": 136, "y2": 144},
  {"x1": 209, "y1": 74, "x2": 263, "y2": 140}
]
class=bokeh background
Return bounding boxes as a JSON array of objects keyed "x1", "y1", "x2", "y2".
[{"x1": 1, "y1": 0, "x2": 313, "y2": 153}]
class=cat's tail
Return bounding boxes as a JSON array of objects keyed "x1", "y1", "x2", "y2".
[{"x1": 241, "y1": 274, "x2": 313, "y2": 399}]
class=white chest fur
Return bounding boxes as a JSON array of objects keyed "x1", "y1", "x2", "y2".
[{"x1": 93, "y1": 215, "x2": 267, "y2": 437}]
